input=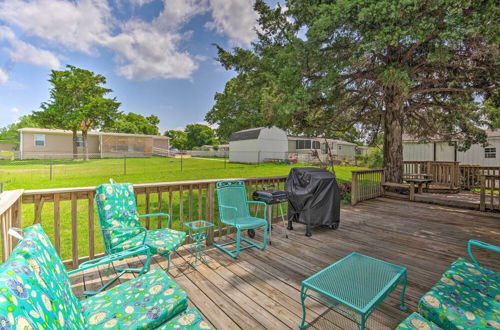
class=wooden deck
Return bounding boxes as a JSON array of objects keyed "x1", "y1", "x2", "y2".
[{"x1": 70, "y1": 198, "x2": 500, "y2": 330}]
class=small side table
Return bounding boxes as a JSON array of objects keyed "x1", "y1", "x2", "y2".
[{"x1": 184, "y1": 220, "x2": 214, "y2": 266}]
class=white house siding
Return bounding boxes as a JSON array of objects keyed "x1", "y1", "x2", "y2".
[
  {"x1": 457, "y1": 138, "x2": 500, "y2": 166},
  {"x1": 336, "y1": 143, "x2": 356, "y2": 160},
  {"x1": 403, "y1": 142, "x2": 434, "y2": 161},
  {"x1": 403, "y1": 136, "x2": 500, "y2": 166}
]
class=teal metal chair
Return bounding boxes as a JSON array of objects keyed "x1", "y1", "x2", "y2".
[
  {"x1": 95, "y1": 182, "x2": 186, "y2": 293},
  {"x1": 213, "y1": 180, "x2": 268, "y2": 258}
]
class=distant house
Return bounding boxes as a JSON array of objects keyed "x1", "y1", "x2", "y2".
[
  {"x1": 18, "y1": 128, "x2": 169, "y2": 159},
  {"x1": 403, "y1": 129, "x2": 499, "y2": 166},
  {"x1": 287, "y1": 136, "x2": 357, "y2": 161},
  {"x1": 228, "y1": 126, "x2": 358, "y2": 164}
]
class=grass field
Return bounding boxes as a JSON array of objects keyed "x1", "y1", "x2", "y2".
[{"x1": 0, "y1": 157, "x2": 363, "y2": 262}]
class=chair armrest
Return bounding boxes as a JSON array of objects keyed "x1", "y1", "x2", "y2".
[
  {"x1": 68, "y1": 245, "x2": 150, "y2": 275},
  {"x1": 467, "y1": 240, "x2": 500, "y2": 266},
  {"x1": 139, "y1": 213, "x2": 171, "y2": 228}
]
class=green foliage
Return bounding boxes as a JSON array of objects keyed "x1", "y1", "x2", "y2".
[
  {"x1": 367, "y1": 149, "x2": 384, "y2": 169},
  {"x1": 164, "y1": 130, "x2": 189, "y2": 150},
  {"x1": 104, "y1": 113, "x2": 160, "y2": 135},
  {"x1": 34, "y1": 65, "x2": 120, "y2": 158},
  {"x1": 0, "y1": 115, "x2": 42, "y2": 146},
  {"x1": 184, "y1": 124, "x2": 217, "y2": 150},
  {"x1": 212, "y1": 0, "x2": 498, "y2": 180}
]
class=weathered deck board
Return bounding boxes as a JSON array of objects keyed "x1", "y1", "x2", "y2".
[{"x1": 70, "y1": 198, "x2": 500, "y2": 329}]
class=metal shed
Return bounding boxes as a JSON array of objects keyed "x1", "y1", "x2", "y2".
[{"x1": 229, "y1": 127, "x2": 289, "y2": 163}]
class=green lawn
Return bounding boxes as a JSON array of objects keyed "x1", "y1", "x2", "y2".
[{"x1": 0, "y1": 157, "x2": 363, "y2": 262}]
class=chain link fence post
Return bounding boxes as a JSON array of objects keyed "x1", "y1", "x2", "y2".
[
  {"x1": 49, "y1": 156, "x2": 53, "y2": 181},
  {"x1": 123, "y1": 153, "x2": 127, "y2": 175}
]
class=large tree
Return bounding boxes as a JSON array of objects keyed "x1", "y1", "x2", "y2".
[
  {"x1": 35, "y1": 65, "x2": 120, "y2": 160},
  {"x1": 184, "y1": 124, "x2": 217, "y2": 150},
  {"x1": 212, "y1": 0, "x2": 498, "y2": 182},
  {"x1": 103, "y1": 112, "x2": 161, "y2": 135},
  {"x1": 164, "y1": 129, "x2": 189, "y2": 150}
]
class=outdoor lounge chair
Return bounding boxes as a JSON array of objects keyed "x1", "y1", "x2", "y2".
[
  {"x1": 213, "y1": 180, "x2": 268, "y2": 258},
  {"x1": 0, "y1": 224, "x2": 210, "y2": 329},
  {"x1": 95, "y1": 182, "x2": 186, "y2": 284}
]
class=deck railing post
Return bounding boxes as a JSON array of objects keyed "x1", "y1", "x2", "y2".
[
  {"x1": 351, "y1": 172, "x2": 358, "y2": 205},
  {"x1": 480, "y1": 175, "x2": 486, "y2": 212}
]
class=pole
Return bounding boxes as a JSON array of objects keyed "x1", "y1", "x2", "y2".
[
  {"x1": 50, "y1": 156, "x2": 53, "y2": 181},
  {"x1": 224, "y1": 152, "x2": 227, "y2": 169},
  {"x1": 124, "y1": 153, "x2": 127, "y2": 175},
  {"x1": 180, "y1": 153, "x2": 183, "y2": 172}
]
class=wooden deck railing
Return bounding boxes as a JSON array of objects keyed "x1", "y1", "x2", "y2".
[
  {"x1": 1, "y1": 176, "x2": 287, "y2": 268},
  {"x1": 351, "y1": 169, "x2": 384, "y2": 205},
  {"x1": 404, "y1": 161, "x2": 460, "y2": 189},
  {"x1": 480, "y1": 175, "x2": 500, "y2": 212},
  {"x1": 460, "y1": 166, "x2": 500, "y2": 190},
  {"x1": 0, "y1": 189, "x2": 23, "y2": 262}
]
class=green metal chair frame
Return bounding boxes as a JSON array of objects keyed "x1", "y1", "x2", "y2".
[
  {"x1": 95, "y1": 182, "x2": 185, "y2": 293},
  {"x1": 213, "y1": 180, "x2": 268, "y2": 258}
]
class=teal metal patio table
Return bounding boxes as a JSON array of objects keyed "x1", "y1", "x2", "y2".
[
  {"x1": 184, "y1": 220, "x2": 214, "y2": 265},
  {"x1": 300, "y1": 252, "x2": 407, "y2": 329}
]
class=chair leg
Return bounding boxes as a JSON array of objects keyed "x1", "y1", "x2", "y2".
[
  {"x1": 261, "y1": 222, "x2": 268, "y2": 250},
  {"x1": 235, "y1": 229, "x2": 241, "y2": 258}
]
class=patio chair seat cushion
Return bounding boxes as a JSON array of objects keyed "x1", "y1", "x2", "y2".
[
  {"x1": 81, "y1": 268, "x2": 188, "y2": 329},
  {"x1": 111, "y1": 228, "x2": 187, "y2": 257},
  {"x1": 223, "y1": 216, "x2": 268, "y2": 230},
  {"x1": 418, "y1": 273, "x2": 500, "y2": 329},
  {"x1": 157, "y1": 308, "x2": 211, "y2": 329},
  {"x1": 396, "y1": 312, "x2": 442, "y2": 330},
  {"x1": 443, "y1": 258, "x2": 500, "y2": 300}
]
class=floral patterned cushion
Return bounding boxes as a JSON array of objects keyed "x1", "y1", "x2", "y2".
[
  {"x1": 418, "y1": 273, "x2": 500, "y2": 329},
  {"x1": 5, "y1": 225, "x2": 86, "y2": 328},
  {"x1": 396, "y1": 312, "x2": 442, "y2": 330},
  {"x1": 81, "y1": 268, "x2": 188, "y2": 329},
  {"x1": 157, "y1": 308, "x2": 211, "y2": 329},
  {"x1": 443, "y1": 258, "x2": 500, "y2": 300},
  {"x1": 96, "y1": 183, "x2": 143, "y2": 249},
  {"x1": 111, "y1": 228, "x2": 187, "y2": 257},
  {"x1": 0, "y1": 252, "x2": 86, "y2": 329}
]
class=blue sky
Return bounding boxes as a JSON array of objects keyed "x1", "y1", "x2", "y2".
[{"x1": 0, "y1": 0, "x2": 277, "y2": 133}]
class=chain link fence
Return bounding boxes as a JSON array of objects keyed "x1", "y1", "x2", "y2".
[{"x1": 0, "y1": 151, "x2": 331, "y2": 190}]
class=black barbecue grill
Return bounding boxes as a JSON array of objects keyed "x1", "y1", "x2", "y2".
[
  {"x1": 252, "y1": 190, "x2": 288, "y2": 204},
  {"x1": 249, "y1": 186, "x2": 289, "y2": 242}
]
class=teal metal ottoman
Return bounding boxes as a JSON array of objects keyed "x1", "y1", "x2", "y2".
[{"x1": 300, "y1": 252, "x2": 407, "y2": 329}]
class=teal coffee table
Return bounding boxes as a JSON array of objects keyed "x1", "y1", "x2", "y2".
[{"x1": 300, "y1": 252, "x2": 407, "y2": 329}]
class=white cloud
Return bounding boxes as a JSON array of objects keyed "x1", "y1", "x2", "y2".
[
  {"x1": 0, "y1": 25, "x2": 60, "y2": 74},
  {"x1": 10, "y1": 107, "x2": 19, "y2": 113},
  {"x1": 0, "y1": 0, "x2": 259, "y2": 81},
  {"x1": 206, "y1": 0, "x2": 258, "y2": 45},
  {"x1": 0, "y1": 0, "x2": 113, "y2": 54},
  {"x1": 0, "y1": 68, "x2": 8, "y2": 84}
]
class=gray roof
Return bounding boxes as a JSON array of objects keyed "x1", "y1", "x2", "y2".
[{"x1": 230, "y1": 128, "x2": 262, "y2": 141}]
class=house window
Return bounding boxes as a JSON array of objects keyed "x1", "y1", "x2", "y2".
[
  {"x1": 485, "y1": 147, "x2": 496, "y2": 158},
  {"x1": 296, "y1": 140, "x2": 312, "y2": 150},
  {"x1": 338, "y1": 145, "x2": 342, "y2": 150},
  {"x1": 312, "y1": 141, "x2": 320, "y2": 149},
  {"x1": 76, "y1": 136, "x2": 85, "y2": 147},
  {"x1": 34, "y1": 134, "x2": 45, "y2": 147}
]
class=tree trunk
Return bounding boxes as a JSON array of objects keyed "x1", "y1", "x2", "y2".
[
  {"x1": 82, "y1": 129, "x2": 89, "y2": 161},
  {"x1": 383, "y1": 97, "x2": 404, "y2": 183},
  {"x1": 72, "y1": 130, "x2": 78, "y2": 160}
]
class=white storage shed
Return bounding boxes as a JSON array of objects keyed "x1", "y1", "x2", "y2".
[{"x1": 229, "y1": 127, "x2": 289, "y2": 163}]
